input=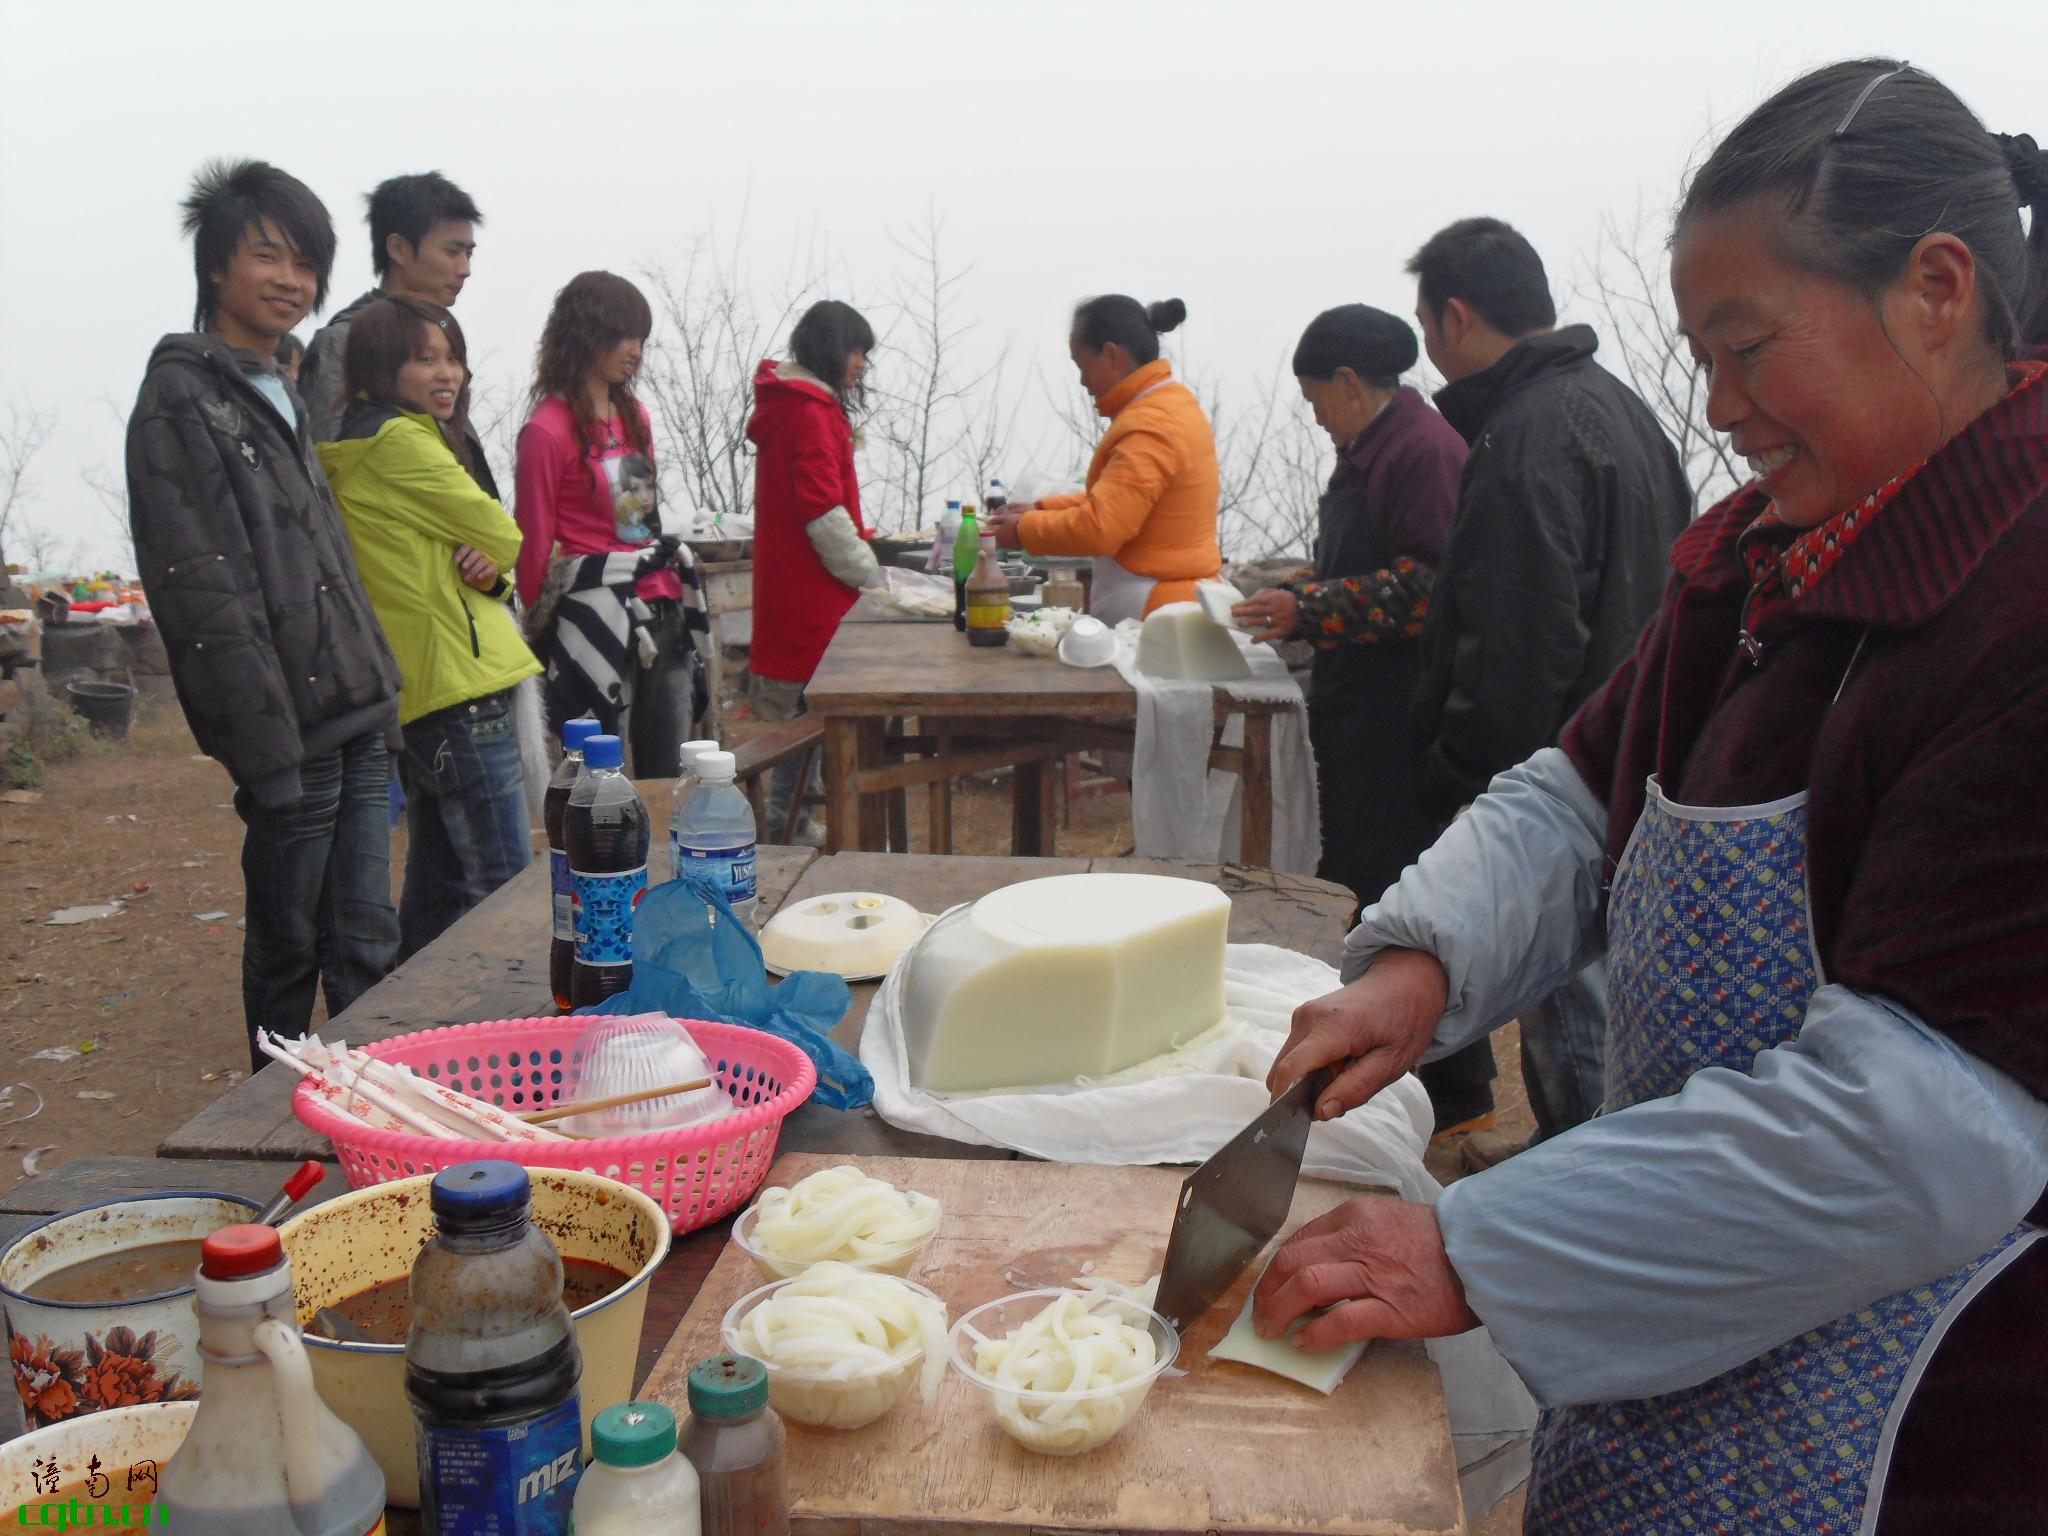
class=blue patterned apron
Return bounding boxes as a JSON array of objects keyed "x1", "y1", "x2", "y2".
[{"x1": 1525, "y1": 777, "x2": 2039, "y2": 1535}]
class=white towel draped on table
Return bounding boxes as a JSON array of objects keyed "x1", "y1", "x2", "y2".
[{"x1": 1110, "y1": 625, "x2": 1320, "y2": 876}]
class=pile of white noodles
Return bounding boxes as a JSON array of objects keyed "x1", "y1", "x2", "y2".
[
  {"x1": 969, "y1": 1291, "x2": 1163, "y2": 1454},
  {"x1": 748, "y1": 1165, "x2": 941, "y2": 1277},
  {"x1": 1006, "y1": 607, "x2": 1080, "y2": 656},
  {"x1": 725, "y1": 1262, "x2": 948, "y2": 1429}
]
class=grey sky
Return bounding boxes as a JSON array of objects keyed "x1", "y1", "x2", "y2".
[{"x1": 0, "y1": 0, "x2": 2036, "y2": 569}]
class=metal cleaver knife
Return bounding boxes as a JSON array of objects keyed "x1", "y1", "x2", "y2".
[{"x1": 1152, "y1": 1065, "x2": 1334, "y2": 1335}]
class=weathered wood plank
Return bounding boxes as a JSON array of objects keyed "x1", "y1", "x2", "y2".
[{"x1": 806, "y1": 623, "x2": 1137, "y2": 718}]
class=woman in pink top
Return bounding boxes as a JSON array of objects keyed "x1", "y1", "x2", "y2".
[{"x1": 515, "y1": 271, "x2": 705, "y2": 774}]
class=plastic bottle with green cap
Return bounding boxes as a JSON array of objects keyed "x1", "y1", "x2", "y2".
[
  {"x1": 572, "y1": 1401, "x2": 701, "y2": 1535},
  {"x1": 679, "y1": 1355, "x2": 788, "y2": 1535}
]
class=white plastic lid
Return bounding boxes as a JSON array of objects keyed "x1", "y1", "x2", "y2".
[
  {"x1": 679, "y1": 738, "x2": 719, "y2": 769},
  {"x1": 696, "y1": 750, "x2": 737, "y2": 783}
]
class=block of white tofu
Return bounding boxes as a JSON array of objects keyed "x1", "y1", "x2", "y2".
[
  {"x1": 1208, "y1": 1260, "x2": 1370, "y2": 1394},
  {"x1": 899, "y1": 873, "x2": 1230, "y2": 1092},
  {"x1": 1136, "y1": 601, "x2": 1253, "y2": 681}
]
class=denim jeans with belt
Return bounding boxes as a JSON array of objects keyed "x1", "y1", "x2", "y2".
[
  {"x1": 236, "y1": 730, "x2": 400, "y2": 1071},
  {"x1": 396, "y1": 690, "x2": 533, "y2": 961}
]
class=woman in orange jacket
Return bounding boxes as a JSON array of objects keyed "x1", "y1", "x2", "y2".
[{"x1": 988, "y1": 295, "x2": 1222, "y2": 623}]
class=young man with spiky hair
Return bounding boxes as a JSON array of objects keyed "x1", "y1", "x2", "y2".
[
  {"x1": 299, "y1": 171, "x2": 485, "y2": 458},
  {"x1": 126, "y1": 159, "x2": 403, "y2": 1072}
]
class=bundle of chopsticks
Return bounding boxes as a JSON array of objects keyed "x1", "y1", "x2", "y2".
[{"x1": 262, "y1": 1031, "x2": 575, "y2": 1142}]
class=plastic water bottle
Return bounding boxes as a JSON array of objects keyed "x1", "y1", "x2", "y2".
[
  {"x1": 926, "y1": 499, "x2": 961, "y2": 575},
  {"x1": 408, "y1": 1162, "x2": 583, "y2": 1534},
  {"x1": 546, "y1": 717, "x2": 601, "y2": 1013},
  {"x1": 567, "y1": 733, "x2": 650, "y2": 1008},
  {"x1": 671, "y1": 749, "x2": 757, "y2": 926},
  {"x1": 665, "y1": 737, "x2": 720, "y2": 881},
  {"x1": 155, "y1": 1225, "x2": 387, "y2": 1535}
]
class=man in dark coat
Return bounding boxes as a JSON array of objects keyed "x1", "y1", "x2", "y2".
[
  {"x1": 1406, "y1": 217, "x2": 1693, "y2": 1151},
  {"x1": 127, "y1": 160, "x2": 403, "y2": 1073}
]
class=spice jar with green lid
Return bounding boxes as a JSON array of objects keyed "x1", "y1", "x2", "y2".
[
  {"x1": 680, "y1": 1355, "x2": 788, "y2": 1536},
  {"x1": 574, "y1": 1401, "x2": 701, "y2": 1535}
]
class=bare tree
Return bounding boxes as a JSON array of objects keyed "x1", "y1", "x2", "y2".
[
  {"x1": 0, "y1": 405, "x2": 56, "y2": 572},
  {"x1": 638, "y1": 235, "x2": 819, "y2": 529},
  {"x1": 1575, "y1": 206, "x2": 1742, "y2": 512},
  {"x1": 863, "y1": 210, "x2": 1011, "y2": 533}
]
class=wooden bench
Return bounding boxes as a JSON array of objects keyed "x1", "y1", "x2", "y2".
[{"x1": 731, "y1": 713, "x2": 825, "y2": 842}]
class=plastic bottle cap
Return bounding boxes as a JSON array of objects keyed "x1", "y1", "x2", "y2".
[
  {"x1": 687, "y1": 1355, "x2": 770, "y2": 1419},
  {"x1": 592, "y1": 1402, "x2": 678, "y2": 1467},
  {"x1": 584, "y1": 734, "x2": 625, "y2": 771},
  {"x1": 429, "y1": 1160, "x2": 531, "y2": 1221},
  {"x1": 678, "y1": 739, "x2": 719, "y2": 769},
  {"x1": 695, "y1": 750, "x2": 736, "y2": 783},
  {"x1": 201, "y1": 1224, "x2": 283, "y2": 1280},
  {"x1": 563, "y1": 718, "x2": 602, "y2": 752}
]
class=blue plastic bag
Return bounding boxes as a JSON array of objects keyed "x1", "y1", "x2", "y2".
[{"x1": 576, "y1": 877, "x2": 873, "y2": 1111}]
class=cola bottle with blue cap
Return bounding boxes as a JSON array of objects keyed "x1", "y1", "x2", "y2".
[
  {"x1": 545, "y1": 717, "x2": 601, "y2": 1013},
  {"x1": 566, "y1": 733, "x2": 650, "y2": 1008},
  {"x1": 408, "y1": 1160, "x2": 584, "y2": 1533}
]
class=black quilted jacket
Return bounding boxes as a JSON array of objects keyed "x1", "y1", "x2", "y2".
[{"x1": 126, "y1": 334, "x2": 399, "y2": 806}]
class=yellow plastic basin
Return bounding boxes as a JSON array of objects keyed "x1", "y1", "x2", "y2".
[{"x1": 279, "y1": 1167, "x2": 670, "y2": 1509}]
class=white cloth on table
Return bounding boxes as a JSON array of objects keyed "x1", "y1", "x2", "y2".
[
  {"x1": 1109, "y1": 625, "x2": 1319, "y2": 876},
  {"x1": 861, "y1": 938, "x2": 1537, "y2": 1513}
]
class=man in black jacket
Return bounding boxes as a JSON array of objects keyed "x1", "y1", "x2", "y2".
[
  {"x1": 126, "y1": 160, "x2": 403, "y2": 1072},
  {"x1": 1404, "y1": 217, "x2": 1692, "y2": 1152}
]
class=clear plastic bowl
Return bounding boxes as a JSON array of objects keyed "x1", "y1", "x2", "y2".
[
  {"x1": 729, "y1": 1197, "x2": 937, "y2": 1283},
  {"x1": 720, "y1": 1273, "x2": 944, "y2": 1430},
  {"x1": 946, "y1": 1288, "x2": 1179, "y2": 1456}
]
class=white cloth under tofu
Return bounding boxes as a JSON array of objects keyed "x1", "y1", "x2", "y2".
[
  {"x1": 1111, "y1": 625, "x2": 1320, "y2": 876},
  {"x1": 862, "y1": 939, "x2": 1537, "y2": 1513}
]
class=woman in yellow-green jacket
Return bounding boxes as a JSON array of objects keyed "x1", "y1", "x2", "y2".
[{"x1": 317, "y1": 297, "x2": 539, "y2": 958}]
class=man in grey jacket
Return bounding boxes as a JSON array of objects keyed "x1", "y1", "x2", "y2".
[
  {"x1": 298, "y1": 170, "x2": 490, "y2": 488},
  {"x1": 126, "y1": 160, "x2": 403, "y2": 1071},
  {"x1": 1405, "y1": 218, "x2": 1692, "y2": 1156}
]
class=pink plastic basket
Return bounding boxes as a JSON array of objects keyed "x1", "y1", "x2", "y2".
[{"x1": 292, "y1": 1017, "x2": 817, "y2": 1233}]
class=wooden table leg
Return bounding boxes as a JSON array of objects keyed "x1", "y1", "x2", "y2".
[
  {"x1": 928, "y1": 728, "x2": 953, "y2": 854},
  {"x1": 822, "y1": 716, "x2": 862, "y2": 854},
  {"x1": 1012, "y1": 758, "x2": 1057, "y2": 857},
  {"x1": 1240, "y1": 710, "x2": 1274, "y2": 868},
  {"x1": 856, "y1": 719, "x2": 889, "y2": 851}
]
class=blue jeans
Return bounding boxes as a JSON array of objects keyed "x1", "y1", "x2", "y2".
[
  {"x1": 396, "y1": 692, "x2": 534, "y2": 962},
  {"x1": 1520, "y1": 955, "x2": 1609, "y2": 1142},
  {"x1": 236, "y1": 731, "x2": 400, "y2": 1071}
]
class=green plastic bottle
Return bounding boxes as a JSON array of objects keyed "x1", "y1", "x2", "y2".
[{"x1": 951, "y1": 503, "x2": 980, "y2": 632}]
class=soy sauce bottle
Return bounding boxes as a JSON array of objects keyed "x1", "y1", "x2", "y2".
[
  {"x1": 566, "y1": 733, "x2": 650, "y2": 1008},
  {"x1": 408, "y1": 1162, "x2": 583, "y2": 1534},
  {"x1": 545, "y1": 717, "x2": 600, "y2": 1013}
]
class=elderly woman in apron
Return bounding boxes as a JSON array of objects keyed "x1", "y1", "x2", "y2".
[
  {"x1": 986, "y1": 294, "x2": 1222, "y2": 623},
  {"x1": 1254, "y1": 60, "x2": 2048, "y2": 1533}
]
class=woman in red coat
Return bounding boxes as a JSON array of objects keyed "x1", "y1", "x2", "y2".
[{"x1": 748, "y1": 300, "x2": 879, "y2": 841}]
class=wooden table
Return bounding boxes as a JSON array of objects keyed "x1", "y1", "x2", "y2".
[
  {"x1": 129, "y1": 852, "x2": 1451, "y2": 1531},
  {"x1": 805, "y1": 623, "x2": 1296, "y2": 863}
]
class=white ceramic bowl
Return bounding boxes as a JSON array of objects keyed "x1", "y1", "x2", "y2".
[
  {"x1": 1058, "y1": 616, "x2": 1119, "y2": 669},
  {"x1": 720, "y1": 1274, "x2": 944, "y2": 1430},
  {"x1": 947, "y1": 1288, "x2": 1178, "y2": 1456}
]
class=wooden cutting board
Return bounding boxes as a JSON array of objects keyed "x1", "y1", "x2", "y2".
[{"x1": 641, "y1": 1153, "x2": 1464, "y2": 1536}]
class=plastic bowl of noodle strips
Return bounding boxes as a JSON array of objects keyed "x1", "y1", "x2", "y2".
[
  {"x1": 721, "y1": 1266, "x2": 948, "y2": 1431},
  {"x1": 946, "y1": 1287, "x2": 1179, "y2": 1455},
  {"x1": 729, "y1": 1165, "x2": 941, "y2": 1283}
]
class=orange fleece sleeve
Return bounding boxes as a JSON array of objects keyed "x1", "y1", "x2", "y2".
[{"x1": 1016, "y1": 427, "x2": 1178, "y2": 558}]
